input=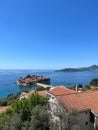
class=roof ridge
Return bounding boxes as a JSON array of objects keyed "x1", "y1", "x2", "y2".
[{"x1": 56, "y1": 92, "x2": 78, "y2": 96}]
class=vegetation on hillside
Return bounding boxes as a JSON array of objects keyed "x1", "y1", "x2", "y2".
[
  {"x1": 0, "y1": 93, "x2": 20, "y2": 106},
  {"x1": 90, "y1": 78, "x2": 98, "y2": 87},
  {"x1": 70, "y1": 84, "x2": 91, "y2": 91},
  {"x1": 0, "y1": 93, "x2": 79, "y2": 130},
  {"x1": 36, "y1": 86, "x2": 50, "y2": 91}
]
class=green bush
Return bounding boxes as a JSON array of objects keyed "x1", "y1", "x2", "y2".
[
  {"x1": 0, "y1": 99, "x2": 7, "y2": 106},
  {"x1": 36, "y1": 86, "x2": 50, "y2": 91},
  {"x1": 90, "y1": 78, "x2": 98, "y2": 87},
  {"x1": 0, "y1": 93, "x2": 20, "y2": 106},
  {"x1": 0, "y1": 93, "x2": 80, "y2": 130},
  {"x1": 0, "y1": 93, "x2": 50, "y2": 130}
]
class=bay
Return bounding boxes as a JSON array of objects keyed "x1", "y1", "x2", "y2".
[{"x1": 0, "y1": 70, "x2": 98, "y2": 98}]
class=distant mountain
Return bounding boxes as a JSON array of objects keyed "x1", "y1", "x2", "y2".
[{"x1": 55, "y1": 65, "x2": 98, "y2": 72}]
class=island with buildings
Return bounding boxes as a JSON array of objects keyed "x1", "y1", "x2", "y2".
[
  {"x1": 15, "y1": 74, "x2": 50, "y2": 86},
  {"x1": 1, "y1": 77, "x2": 98, "y2": 130}
]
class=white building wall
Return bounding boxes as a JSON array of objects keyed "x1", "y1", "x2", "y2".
[{"x1": 47, "y1": 92, "x2": 93, "y2": 130}]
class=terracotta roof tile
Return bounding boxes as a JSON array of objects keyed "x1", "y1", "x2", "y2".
[
  {"x1": 56, "y1": 89, "x2": 98, "y2": 114},
  {"x1": 36, "y1": 90, "x2": 47, "y2": 96},
  {"x1": 26, "y1": 90, "x2": 47, "y2": 98},
  {"x1": 48, "y1": 86, "x2": 77, "y2": 96},
  {"x1": 26, "y1": 90, "x2": 35, "y2": 97},
  {"x1": 0, "y1": 106, "x2": 11, "y2": 113}
]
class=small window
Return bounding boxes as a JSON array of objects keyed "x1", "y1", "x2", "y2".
[
  {"x1": 85, "y1": 111, "x2": 88, "y2": 114},
  {"x1": 85, "y1": 121, "x2": 88, "y2": 125},
  {"x1": 90, "y1": 112, "x2": 94, "y2": 123}
]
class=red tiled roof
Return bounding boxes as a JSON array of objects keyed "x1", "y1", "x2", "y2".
[
  {"x1": 0, "y1": 106, "x2": 11, "y2": 113},
  {"x1": 48, "y1": 86, "x2": 77, "y2": 96},
  {"x1": 36, "y1": 90, "x2": 47, "y2": 96},
  {"x1": 26, "y1": 90, "x2": 35, "y2": 97},
  {"x1": 26, "y1": 90, "x2": 47, "y2": 98},
  {"x1": 56, "y1": 89, "x2": 98, "y2": 114}
]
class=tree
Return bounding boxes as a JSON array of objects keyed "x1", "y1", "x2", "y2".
[
  {"x1": 12, "y1": 94, "x2": 49, "y2": 121},
  {"x1": 0, "y1": 93, "x2": 80, "y2": 130},
  {"x1": 0, "y1": 99, "x2": 7, "y2": 106},
  {"x1": 83, "y1": 85, "x2": 91, "y2": 90},
  {"x1": 36, "y1": 86, "x2": 50, "y2": 91},
  {"x1": 90, "y1": 78, "x2": 98, "y2": 87},
  {"x1": 0, "y1": 92, "x2": 20, "y2": 106},
  {"x1": 29, "y1": 94, "x2": 49, "y2": 107},
  {"x1": 0, "y1": 112, "x2": 22, "y2": 130},
  {"x1": 0, "y1": 94, "x2": 50, "y2": 130},
  {"x1": 29, "y1": 105, "x2": 51, "y2": 130}
]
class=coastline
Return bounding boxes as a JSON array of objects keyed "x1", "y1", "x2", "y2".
[{"x1": 0, "y1": 70, "x2": 98, "y2": 98}]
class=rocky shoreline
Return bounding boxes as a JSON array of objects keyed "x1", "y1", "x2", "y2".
[{"x1": 15, "y1": 75, "x2": 50, "y2": 86}]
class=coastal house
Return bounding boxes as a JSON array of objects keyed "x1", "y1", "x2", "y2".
[
  {"x1": 51, "y1": 88, "x2": 98, "y2": 130},
  {"x1": 48, "y1": 86, "x2": 98, "y2": 130},
  {"x1": 47, "y1": 86, "x2": 77, "y2": 112},
  {"x1": 47, "y1": 86, "x2": 77, "y2": 123},
  {"x1": 19, "y1": 92, "x2": 28, "y2": 99}
]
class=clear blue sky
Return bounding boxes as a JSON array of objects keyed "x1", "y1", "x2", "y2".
[{"x1": 0, "y1": 0, "x2": 98, "y2": 69}]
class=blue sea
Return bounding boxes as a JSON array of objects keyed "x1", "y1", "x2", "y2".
[{"x1": 0, "y1": 70, "x2": 98, "y2": 98}]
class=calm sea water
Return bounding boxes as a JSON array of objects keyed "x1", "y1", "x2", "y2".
[{"x1": 0, "y1": 70, "x2": 98, "y2": 98}]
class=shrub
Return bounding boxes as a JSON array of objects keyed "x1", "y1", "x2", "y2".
[{"x1": 90, "y1": 78, "x2": 98, "y2": 87}]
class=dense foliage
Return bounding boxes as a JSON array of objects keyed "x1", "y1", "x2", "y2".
[
  {"x1": 70, "y1": 84, "x2": 91, "y2": 91},
  {"x1": 83, "y1": 85, "x2": 91, "y2": 90},
  {"x1": 90, "y1": 78, "x2": 98, "y2": 87},
  {"x1": 36, "y1": 86, "x2": 50, "y2": 91},
  {"x1": 0, "y1": 94, "x2": 50, "y2": 130},
  {"x1": 0, "y1": 93, "x2": 20, "y2": 106},
  {"x1": 0, "y1": 93, "x2": 79, "y2": 130}
]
